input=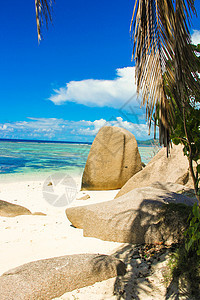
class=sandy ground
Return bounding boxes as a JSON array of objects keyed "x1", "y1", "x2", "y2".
[
  {"x1": 0, "y1": 173, "x2": 171, "y2": 299},
  {"x1": 0, "y1": 173, "x2": 122, "y2": 274}
]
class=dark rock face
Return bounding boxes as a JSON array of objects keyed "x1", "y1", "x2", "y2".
[
  {"x1": 66, "y1": 183, "x2": 196, "y2": 244},
  {"x1": 0, "y1": 254, "x2": 126, "y2": 300},
  {"x1": 81, "y1": 126, "x2": 142, "y2": 190}
]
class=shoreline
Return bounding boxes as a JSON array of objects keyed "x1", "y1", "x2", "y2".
[
  {"x1": 0, "y1": 168, "x2": 84, "y2": 183},
  {"x1": 0, "y1": 141, "x2": 159, "y2": 179}
]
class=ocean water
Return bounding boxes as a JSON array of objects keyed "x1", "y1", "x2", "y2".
[{"x1": 0, "y1": 140, "x2": 160, "y2": 177}]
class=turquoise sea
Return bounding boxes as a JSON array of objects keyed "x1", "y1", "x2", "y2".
[{"x1": 0, "y1": 140, "x2": 159, "y2": 177}]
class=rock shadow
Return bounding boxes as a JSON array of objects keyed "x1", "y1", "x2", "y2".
[{"x1": 108, "y1": 192, "x2": 196, "y2": 299}]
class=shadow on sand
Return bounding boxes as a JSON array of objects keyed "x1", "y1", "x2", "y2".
[{"x1": 105, "y1": 192, "x2": 200, "y2": 299}]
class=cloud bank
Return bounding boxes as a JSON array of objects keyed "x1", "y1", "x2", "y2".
[
  {"x1": 0, "y1": 117, "x2": 155, "y2": 142},
  {"x1": 49, "y1": 67, "x2": 138, "y2": 108}
]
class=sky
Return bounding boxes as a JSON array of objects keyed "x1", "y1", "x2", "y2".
[{"x1": 0, "y1": 0, "x2": 200, "y2": 142}]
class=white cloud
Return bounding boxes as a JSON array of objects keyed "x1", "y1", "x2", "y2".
[
  {"x1": 0, "y1": 117, "x2": 155, "y2": 141},
  {"x1": 76, "y1": 117, "x2": 150, "y2": 138},
  {"x1": 191, "y1": 30, "x2": 200, "y2": 45},
  {"x1": 0, "y1": 125, "x2": 7, "y2": 130},
  {"x1": 49, "y1": 67, "x2": 138, "y2": 108}
]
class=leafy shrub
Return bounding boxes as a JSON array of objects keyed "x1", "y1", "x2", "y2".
[{"x1": 185, "y1": 203, "x2": 200, "y2": 255}]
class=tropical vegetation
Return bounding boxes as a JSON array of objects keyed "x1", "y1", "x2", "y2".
[{"x1": 130, "y1": 0, "x2": 200, "y2": 202}]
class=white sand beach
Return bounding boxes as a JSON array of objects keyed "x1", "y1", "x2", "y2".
[
  {"x1": 0, "y1": 174, "x2": 123, "y2": 275},
  {"x1": 0, "y1": 173, "x2": 172, "y2": 299},
  {"x1": 1, "y1": 141, "x2": 194, "y2": 299},
  {"x1": 0, "y1": 174, "x2": 130, "y2": 299}
]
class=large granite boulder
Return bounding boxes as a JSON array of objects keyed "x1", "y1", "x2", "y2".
[
  {"x1": 0, "y1": 254, "x2": 126, "y2": 300},
  {"x1": 66, "y1": 183, "x2": 196, "y2": 244},
  {"x1": 115, "y1": 144, "x2": 191, "y2": 198},
  {"x1": 0, "y1": 200, "x2": 32, "y2": 217},
  {"x1": 81, "y1": 126, "x2": 142, "y2": 190}
]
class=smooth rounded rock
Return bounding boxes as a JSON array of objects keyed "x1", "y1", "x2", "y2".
[
  {"x1": 0, "y1": 254, "x2": 126, "y2": 300},
  {"x1": 115, "y1": 144, "x2": 192, "y2": 198},
  {"x1": 0, "y1": 200, "x2": 32, "y2": 217},
  {"x1": 81, "y1": 126, "x2": 142, "y2": 190},
  {"x1": 66, "y1": 183, "x2": 196, "y2": 244}
]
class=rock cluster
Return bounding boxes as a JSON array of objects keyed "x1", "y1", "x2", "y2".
[{"x1": 1, "y1": 130, "x2": 196, "y2": 299}]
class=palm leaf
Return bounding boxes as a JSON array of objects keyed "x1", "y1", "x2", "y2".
[
  {"x1": 130, "y1": 0, "x2": 200, "y2": 151},
  {"x1": 35, "y1": 0, "x2": 55, "y2": 42}
]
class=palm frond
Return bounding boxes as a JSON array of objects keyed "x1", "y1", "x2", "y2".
[
  {"x1": 130, "y1": 0, "x2": 200, "y2": 151},
  {"x1": 174, "y1": 0, "x2": 200, "y2": 103},
  {"x1": 35, "y1": 0, "x2": 55, "y2": 42}
]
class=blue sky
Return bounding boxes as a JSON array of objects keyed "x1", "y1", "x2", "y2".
[{"x1": 0, "y1": 0, "x2": 200, "y2": 142}]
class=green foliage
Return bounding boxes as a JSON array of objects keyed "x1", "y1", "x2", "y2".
[
  {"x1": 166, "y1": 202, "x2": 200, "y2": 295},
  {"x1": 171, "y1": 104, "x2": 200, "y2": 162},
  {"x1": 167, "y1": 245, "x2": 200, "y2": 296},
  {"x1": 170, "y1": 45, "x2": 200, "y2": 199},
  {"x1": 171, "y1": 102, "x2": 200, "y2": 198},
  {"x1": 185, "y1": 203, "x2": 200, "y2": 255}
]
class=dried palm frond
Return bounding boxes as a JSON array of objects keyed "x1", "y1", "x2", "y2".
[
  {"x1": 35, "y1": 0, "x2": 55, "y2": 42},
  {"x1": 130, "y1": 0, "x2": 200, "y2": 152},
  {"x1": 174, "y1": 0, "x2": 200, "y2": 105}
]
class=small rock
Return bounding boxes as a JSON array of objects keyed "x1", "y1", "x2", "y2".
[
  {"x1": 132, "y1": 254, "x2": 141, "y2": 259},
  {"x1": 139, "y1": 264, "x2": 150, "y2": 277},
  {"x1": 135, "y1": 258, "x2": 142, "y2": 265},
  {"x1": 126, "y1": 264, "x2": 132, "y2": 271},
  {"x1": 47, "y1": 182, "x2": 53, "y2": 186},
  {"x1": 77, "y1": 194, "x2": 90, "y2": 201},
  {"x1": 32, "y1": 212, "x2": 47, "y2": 216},
  {"x1": 146, "y1": 257, "x2": 153, "y2": 263}
]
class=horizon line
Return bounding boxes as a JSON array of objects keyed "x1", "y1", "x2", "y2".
[{"x1": 0, "y1": 137, "x2": 158, "y2": 145}]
